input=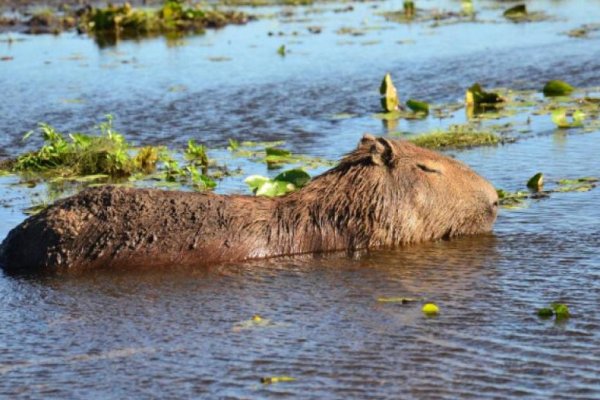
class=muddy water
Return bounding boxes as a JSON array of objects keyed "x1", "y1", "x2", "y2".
[{"x1": 1, "y1": 0, "x2": 600, "y2": 398}]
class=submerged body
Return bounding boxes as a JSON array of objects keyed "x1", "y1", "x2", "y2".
[{"x1": 0, "y1": 136, "x2": 498, "y2": 272}]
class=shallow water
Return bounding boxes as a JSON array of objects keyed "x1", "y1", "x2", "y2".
[{"x1": 1, "y1": 0, "x2": 600, "y2": 398}]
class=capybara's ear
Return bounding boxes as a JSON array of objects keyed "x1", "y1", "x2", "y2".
[{"x1": 358, "y1": 134, "x2": 396, "y2": 166}]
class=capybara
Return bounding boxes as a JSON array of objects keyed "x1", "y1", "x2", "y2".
[{"x1": 0, "y1": 135, "x2": 498, "y2": 272}]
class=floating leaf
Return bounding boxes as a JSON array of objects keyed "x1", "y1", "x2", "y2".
[
  {"x1": 552, "y1": 303, "x2": 570, "y2": 320},
  {"x1": 256, "y1": 180, "x2": 293, "y2": 197},
  {"x1": 536, "y1": 308, "x2": 554, "y2": 318},
  {"x1": 543, "y1": 80, "x2": 574, "y2": 97},
  {"x1": 274, "y1": 169, "x2": 311, "y2": 188},
  {"x1": 526, "y1": 172, "x2": 544, "y2": 191},
  {"x1": 277, "y1": 45, "x2": 286, "y2": 56},
  {"x1": 245, "y1": 169, "x2": 311, "y2": 197},
  {"x1": 244, "y1": 175, "x2": 270, "y2": 192},
  {"x1": 265, "y1": 147, "x2": 292, "y2": 157},
  {"x1": 380, "y1": 73, "x2": 399, "y2": 113},
  {"x1": 496, "y1": 189, "x2": 529, "y2": 208},
  {"x1": 557, "y1": 177, "x2": 598, "y2": 185},
  {"x1": 551, "y1": 109, "x2": 584, "y2": 128},
  {"x1": 406, "y1": 99, "x2": 429, "y2": 114}
]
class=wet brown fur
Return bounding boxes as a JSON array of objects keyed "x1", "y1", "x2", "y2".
[{"x1": 0, "y1": 136, "x2": 498, "y2": 272}]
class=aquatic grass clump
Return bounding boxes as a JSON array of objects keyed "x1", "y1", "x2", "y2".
[
  {"x1": 13, "y1": 117, "x2": 160, "y2": 179},
  {"x1": 409, "y1": 125, "x2": 501, "y2": 150},
  {"x1": 79, "y1": 1, "x2": 250, "y2": 40}
]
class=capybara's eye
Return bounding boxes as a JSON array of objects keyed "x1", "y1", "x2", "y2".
[{"x1": 417, "y1": 163, "x2": 441, "y2": 174}]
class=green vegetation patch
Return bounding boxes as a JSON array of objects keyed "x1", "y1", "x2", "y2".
[
  {"x1": 228, "y1": 139, "x2": 334, "y2": 169},
  {"x1": 245, "y1": 168, "x2": 310, "y2": 197},
  {"x1": 409, "y1": 126, "x2": 501, "y2": 150},
  {"x1": 537, "y1": 303, "x2": 571, "y2": 321},
  {"x1": 79, "y1": 1, "x2": 250, "y2": 41},
  {"x1": 13, "y1": 118, "x2": 159, "y2": 179},
  {"x1": 6, "y1": 117, "x2": 223, "y2": 193}
]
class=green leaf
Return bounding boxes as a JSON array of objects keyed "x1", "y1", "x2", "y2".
[
  {"x1": 244, "y1": 175, "x2": 270, "y2": 192},
  {"x1": 543, "y1": 80, "x2": 574, "y2": 97},
  {"x1": 256, "y1": 180, "x2": 294, "y2": 197},
  {"x1": 551, "y1": 109, "x2": 584, "y2": 128},
  {"x1": 551, "y1": 303, "x2": 570, "y2": 320},
  {"x1": 406, "y1": 99, "x2": 429, "y2": 114},
  {"x1": 274, "y1": 169, "x2": 310, "y2": 188},
  {"x1": 526, "y1": 172, "x2": 544, "y2": 191},
  {"x1": 265, "y1": 147, "x2": 292, "y2": 157},
  {"x1": 379, "y1": 73, "x2": 399, "y2": 113},
  {"x1": 551, "y1": 109, "x2": 570, "y2": 128},
  {"x1": 277, "y1": 45, "x2": 286, "y2": 56}
]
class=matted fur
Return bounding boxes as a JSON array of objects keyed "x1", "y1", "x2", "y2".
[{"x1": 0, "y1": 135, "x2": 498, "y2": 272}]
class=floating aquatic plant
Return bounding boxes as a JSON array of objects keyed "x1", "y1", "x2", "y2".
[
  {"x1": 537, "y1": 303, "x2": 570, "y2": 321},
  {"x1": 543, "y1": 80, "x2": 575, "y2": 97},
  {"x1": 13, "y1": 117, "x2": 159, "y2": 179},
  {"x1": 406, "y1": 99, "x2": 429, "y2": 114},
  {"x1": 245, "y1": 168, "x2": 310, "y2": 196},
  {"x1": 78, "y1": 1, "x2": 250, "y2": 42},
  {"x1": 409, "y1": 125, "x2": 501, "y2": 150},
  {"x1": 551, "y1": 109, "x2": 585, "y2": 128}
]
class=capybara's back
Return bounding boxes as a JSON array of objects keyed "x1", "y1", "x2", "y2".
[{"x1": 0, "y1": 135, "x2": 498, "y2": 273}]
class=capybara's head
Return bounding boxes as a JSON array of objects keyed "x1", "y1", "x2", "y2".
[{"x1": 302, "y1": 134, "x2": 499, "y2": 246}]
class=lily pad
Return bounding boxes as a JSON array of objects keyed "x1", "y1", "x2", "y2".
[
  {"x1": 245, "y1": 168, "x2": 311, "y2": 197},
  {"x1": 406, "y1": 99, "x2": 429, "y2": 114},
  {"x1": 274, "y1": 169, "x2": 311, "y2": 187},
  {"x1": 543, "y1": 80, "x2": 575, "y2": 97},
  {"x1": 551, "y1": 109, "x2": 585, "y2": 128}
]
